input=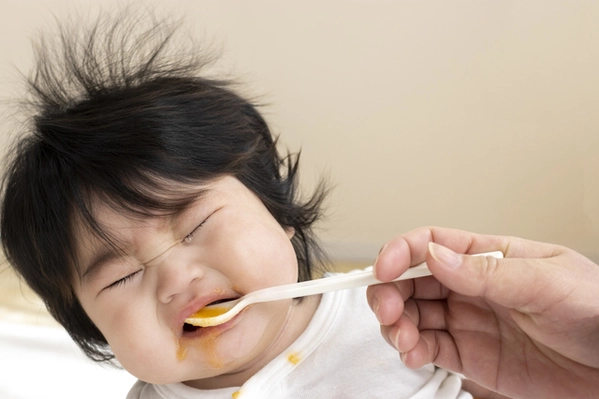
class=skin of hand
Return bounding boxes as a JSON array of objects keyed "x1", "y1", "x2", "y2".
[{"x1": 366, "y1": 227, "x2": 599, "y2": 399}]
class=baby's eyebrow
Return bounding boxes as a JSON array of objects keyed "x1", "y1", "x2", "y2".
[{"x1": 80, "y1": 249, "x2": 119, "y2": 284}]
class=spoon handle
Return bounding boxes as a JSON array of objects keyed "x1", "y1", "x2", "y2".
[{"x1": 241, "y1": 250, "x2": 503, "y2": 305}]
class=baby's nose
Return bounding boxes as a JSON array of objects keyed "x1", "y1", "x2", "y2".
[{"x1": 155, "y1": 249, "x2": 205, "y2": 304}]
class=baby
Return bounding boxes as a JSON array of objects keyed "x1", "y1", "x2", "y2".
[{"x1": 0, "y1": 13, "x2": 473, "y2": 398}]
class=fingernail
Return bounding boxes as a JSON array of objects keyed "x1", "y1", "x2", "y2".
[
  {"x1": 372, "y1": 298, "x2": 382, "y2": 324},
  {"x1": 400, "y1": 352, "x2": 407, "y2": 363},
  {"x1": 378, "y1": 242, "x2": 388, "y2": 255},
  {"x1": 428, "y1": 242, "x2": 461, "y2": 269},
  {"x1": 392, "y1": 327, "x2": 401, "y2": 349},
  {"x1": 373, "y1": 243, "x2": 387, "y2": 276}
]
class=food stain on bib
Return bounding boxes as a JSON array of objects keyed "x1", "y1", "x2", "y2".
[
  {"x1": 231, "y1": 390, "x2": 241, "y2": 398},
  {"x1": 287, "y1": 352, "x2": 301, "y2": 365}
]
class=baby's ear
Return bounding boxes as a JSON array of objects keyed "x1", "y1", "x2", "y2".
[{"x1": 284, "y1": 227, "x2": 295, "y2": 239}]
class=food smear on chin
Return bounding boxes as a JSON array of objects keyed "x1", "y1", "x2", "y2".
[
  {"x1": 176, "y1": 327, "x2": 225, "y2": 369},
  {"x1": 174, "y1": 338, "x2": 188, "y2": 361}
]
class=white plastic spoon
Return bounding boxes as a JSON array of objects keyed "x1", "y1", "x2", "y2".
[{"x1": 185, "y1": 250, "x2": 503, "y2": 327}]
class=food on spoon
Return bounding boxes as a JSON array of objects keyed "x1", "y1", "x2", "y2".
[{"x1": 184, "y1": 302, "x2": 233, "y2": 328}]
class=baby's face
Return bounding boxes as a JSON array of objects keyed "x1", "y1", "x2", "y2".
[{"x1": 73, "y1": 176, "x2": 304, "y2": 387}]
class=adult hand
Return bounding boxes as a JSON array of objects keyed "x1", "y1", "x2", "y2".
[{"x1": 366, "y1": 227, "x2": 599, "y2": 399}]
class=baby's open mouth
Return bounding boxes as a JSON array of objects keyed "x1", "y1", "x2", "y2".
[
  {"x1": 182, "y1": 298, "x2": 237, "y2": 334},
  {"x1": 183, "y1": 323, "x2": 201, "y2": 333}
]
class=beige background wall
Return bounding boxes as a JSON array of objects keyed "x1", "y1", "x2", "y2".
[{"x1": 1, "y1": 0, "x2": 598, "y2": 265}]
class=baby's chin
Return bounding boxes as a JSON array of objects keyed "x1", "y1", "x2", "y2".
[
  {"x1": 115, "y1": 302, "x2": 291, "y2": 385},
  {"x1": 121, "y1": 359, "x2": 221, "y2": 386}
]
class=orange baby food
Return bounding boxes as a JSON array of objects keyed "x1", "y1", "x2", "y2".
[
  {"x1": 287, "y1": 352, "x2": 301, "y2": 365},
  {"x1": 175, "y1": 340, "x2": 188, "y2": 361},
  {"x1": 176, "y1": 329, "x2": 224, "y2": 369},
  {"x1": 189, "y1": 305, "x2": 229, "y2": 319}
]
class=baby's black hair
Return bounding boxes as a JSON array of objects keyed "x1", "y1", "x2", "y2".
[{"x1": 0, "y1": 13, "x2": 327, "y2": 362}]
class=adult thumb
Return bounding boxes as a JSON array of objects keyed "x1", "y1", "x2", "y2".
[{"x1": 426, "y1": 242, "x2": 550, "y2": 310}]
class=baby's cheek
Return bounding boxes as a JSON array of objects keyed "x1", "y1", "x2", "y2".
[
  {"x1": 112, "y1": 333, "x2": 178, "y2": 384},
  {"x1": 230, "y1": 301, "x2": 290, "y2": 358},
  {"x1": 98, "y1": 315, "x2": 168, "y2": 381},
  {"x1": 227, "y1": 319, "x2": 270, "y2": 360}
]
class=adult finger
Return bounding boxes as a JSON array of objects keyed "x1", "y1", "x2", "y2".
[
  {"x1": 425, "y1": 242, "x2": 574, "y2": 311},
  {"x1": 373, "y1": 226, "x2": 559, "y2": 283}
]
